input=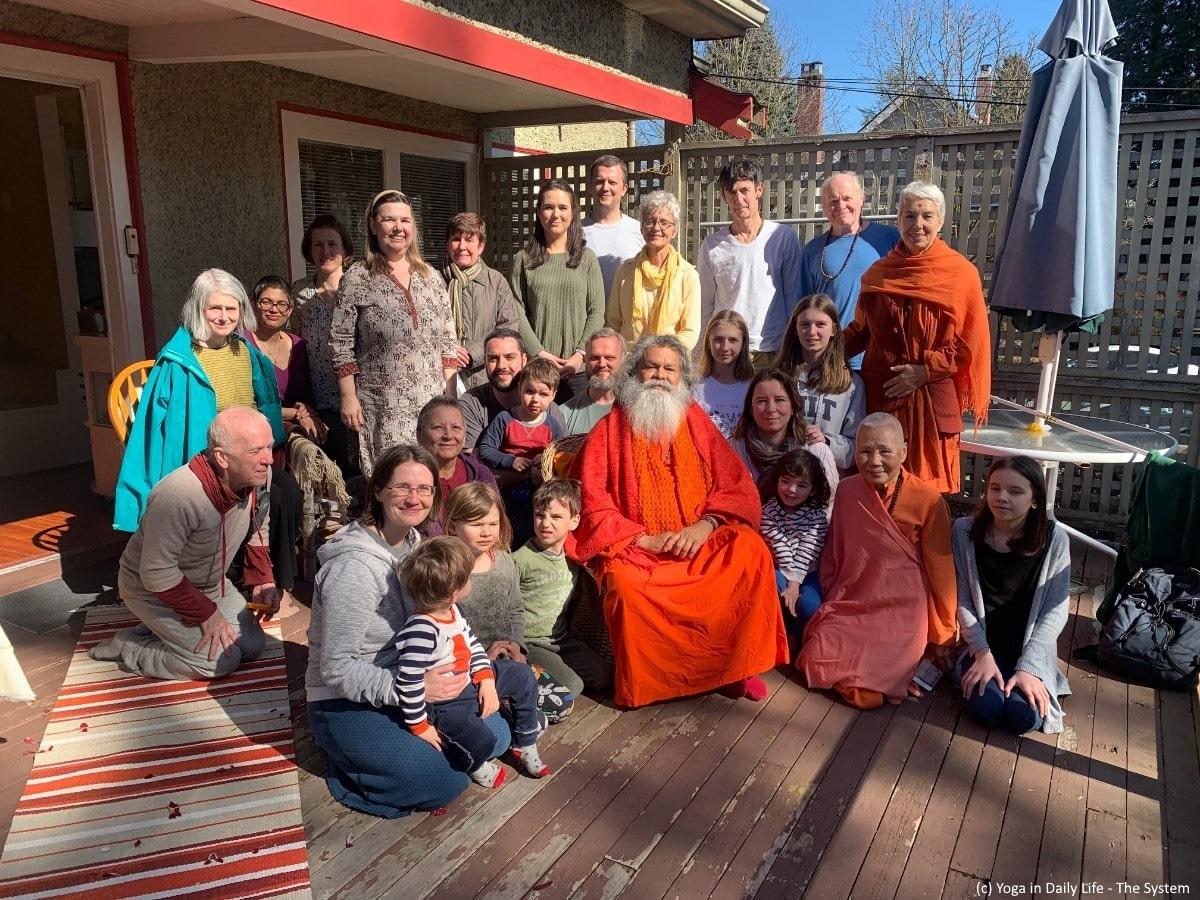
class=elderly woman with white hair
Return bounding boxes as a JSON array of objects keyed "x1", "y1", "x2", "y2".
[
  {"x1": 843, "y1": 180, "x2": 992, "y2": 494},
  {"x1": 114, "y1": 268, "x2": 284, "y2": 532},
  {"x1": 605, "y1": 190, "x2": 701, "y2": 351}
]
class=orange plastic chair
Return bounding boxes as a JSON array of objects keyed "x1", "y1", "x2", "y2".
[{"x1": 107, "y1": 359, "x2": 155, "y2": 444}]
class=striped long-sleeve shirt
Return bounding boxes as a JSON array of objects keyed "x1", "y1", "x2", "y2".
[
  {"x1": 761, "y1": 498, "x2": 830, "y2": 584},
  {"x1": 394, "y1": 606, "x2": 494, "y2": 735}
]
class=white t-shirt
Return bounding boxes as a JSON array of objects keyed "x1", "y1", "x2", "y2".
[
  {"x1": 582, "y1": 214, "x2": 644, "y2": 299},
  {"x1": 692, "y1": 376, "x2": 752, "y2": 438},
  {"x1": 697, "y1": 221, "x2": 803, "y2": 353}
]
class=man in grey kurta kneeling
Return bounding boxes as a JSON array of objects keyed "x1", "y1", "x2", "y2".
[{"x1": 92, "y1": 406, "x2": 279, "y2": 679}]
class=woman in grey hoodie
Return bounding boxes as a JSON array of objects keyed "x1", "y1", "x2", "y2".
[
  {"x1": 305, "y1": 445, "x2": 509, "y2": 816},
  {"x1": 952, "y1": 456, "x2": 1072, "y2": 734}
]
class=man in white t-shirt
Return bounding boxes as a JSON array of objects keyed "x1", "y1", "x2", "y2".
[
  {"x1": 697, "y1": 157, "x2": 802, "y2": 366},
  {"x1": 581, "y1": 155, "x2": 645, "y2": 298}
]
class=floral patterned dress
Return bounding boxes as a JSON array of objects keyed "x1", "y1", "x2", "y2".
[
  {"x1": 330, "y1": 261, "x2": 455, "y2": 476},
  {"x1": 290, "y1": 276, "x2": 340, "y2": 411}
]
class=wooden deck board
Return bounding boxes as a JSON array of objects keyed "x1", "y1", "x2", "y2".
[{"x1": 4, "y1": 573, "x2": 1199, "y2": 900}]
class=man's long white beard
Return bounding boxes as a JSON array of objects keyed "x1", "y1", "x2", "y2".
[{"x1": 619, "y1": 377, "x2": 690, "y2": 442}]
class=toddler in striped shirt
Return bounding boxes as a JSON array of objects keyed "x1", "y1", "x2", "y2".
[
  {"x1": 759, "y1": 447, "x2": 837, "y2": 638},
  {"x1": 395, "y1": 536, "x2": 549, "y2": 790}
]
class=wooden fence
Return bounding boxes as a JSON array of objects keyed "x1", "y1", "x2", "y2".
[{"x1": 479, "y1": 111, "x2": 1200, "y2": 535}]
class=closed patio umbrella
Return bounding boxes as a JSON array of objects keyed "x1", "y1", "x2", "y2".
[
  {"x1": 991, "y1": 0, "x2": 1124, "y2": 337},
  {"x1": 989, "y1": 0, "x2": 1124, "y2": 428}
]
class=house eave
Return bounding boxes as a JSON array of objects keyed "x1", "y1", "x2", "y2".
[{"x1": 616, "y1": 0, "x2": 769, "y2": 40}]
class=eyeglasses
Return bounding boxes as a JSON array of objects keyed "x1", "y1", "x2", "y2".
[
  {"x1": 644, "y1": 219, "x2": 677, "y2": 231},
  {"x1": 256, "y1": 299, "x2": 293, "y2": 311},
  {"x1": 384, "y1": 482, "x2": 435, "y2": 498}
]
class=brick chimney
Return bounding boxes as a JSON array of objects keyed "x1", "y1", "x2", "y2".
[
  {"x1": 795, "y1": 61, "x2": 824, "y2": 135},
  {"x1": 975, "y1": 63, "x2": 994, "y2": 125}
]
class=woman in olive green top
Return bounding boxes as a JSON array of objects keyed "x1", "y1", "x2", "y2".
[{"x1": 510, "y1": 180, "x2": 605, "y2": 393}]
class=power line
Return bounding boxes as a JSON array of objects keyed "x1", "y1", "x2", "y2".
[{"x1": 714, "y1": 71, "x2": 1197, "y2": 93}]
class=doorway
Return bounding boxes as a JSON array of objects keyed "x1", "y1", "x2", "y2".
[{"x1": 0, "y1": 77, "x2": 97, "y2": 477}]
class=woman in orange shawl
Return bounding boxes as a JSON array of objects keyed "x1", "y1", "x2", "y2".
[{"x1": 844, "y1": 181, "x2": 991, "y2": 493}]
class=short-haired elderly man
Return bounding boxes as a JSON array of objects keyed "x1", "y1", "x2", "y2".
[
  {"x1": 91, "y1": 407, "x2": 278, "y2": 680},
  {"x1": 569, "y1": 335, "x2": 788, "y2": 708},
  {"x1": 798, "y1": 172, "x2": 900, "y2": 369}
]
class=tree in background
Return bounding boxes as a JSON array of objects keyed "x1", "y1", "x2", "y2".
[
  {"x1": 1110, "y1": 0, "x2": 1199, "y2": 112},
  {"x1": 683, "y1": 12, "x2": 846, "y2": 141},
  {"x1": 856, "y1": 0, "x2": 1032, "y2": 130},
  {"x1": 988, "y1": 54, "x2": 1033, "y2": 126}
]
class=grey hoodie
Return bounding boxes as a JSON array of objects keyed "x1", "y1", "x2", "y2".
[{"x1": 305, "y1": 520, "x2": 418, "y2": 706}]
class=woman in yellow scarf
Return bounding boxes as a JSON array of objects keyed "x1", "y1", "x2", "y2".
[{"x1": 606, "y1": 190, "x2": 701, "y2": 351}]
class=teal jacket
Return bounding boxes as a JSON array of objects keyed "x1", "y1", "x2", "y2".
[{"x1": 113, "y1": 326, "x2": 284, "y2": 532}]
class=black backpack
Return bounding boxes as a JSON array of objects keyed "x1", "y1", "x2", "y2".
[{"x1": 1098, "y1": 567, "x2": 1200, "y2": 690}]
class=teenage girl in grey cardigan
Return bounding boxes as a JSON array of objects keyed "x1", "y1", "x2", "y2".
[{"x1": 952, "y1": 456, "x2": 1072, "y2": 734}]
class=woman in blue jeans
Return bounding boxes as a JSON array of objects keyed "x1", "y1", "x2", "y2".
[
  {"x1": 952, "y1": 456, "x2": 1072, "y2": 735},
  {"x1": 305, "y1": 445, "x2": 511, "y2": 817}
]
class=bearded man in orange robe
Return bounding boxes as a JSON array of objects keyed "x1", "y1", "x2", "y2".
[
  {"x1": 797, "y1": 412, "x2": 957, "y2": 709},
  {"x1": 570, "y1": 335, "x2": 789, "y2": 708},
  {"x1": 844, "y1": 181, "x2": 991, "y2": 494}
]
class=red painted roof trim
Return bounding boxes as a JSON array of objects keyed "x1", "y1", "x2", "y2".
[{"x1": 247, "y1": 0, "x2": 693, "y2": 124}]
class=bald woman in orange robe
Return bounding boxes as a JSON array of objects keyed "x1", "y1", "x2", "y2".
[
  {"x1": 570, "y1": 335, "x2": 788, "y2": 709},
  {"x1": 797, "y1": 412, "x2": 957, "y2": 709},
  {"x1": 844, "y1": 181, "x2": 990, "y2": 494}
]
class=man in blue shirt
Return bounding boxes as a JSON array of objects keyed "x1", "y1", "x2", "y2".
[{"x1": 798, "y1": 173, "x2": 901, "y2": 369}]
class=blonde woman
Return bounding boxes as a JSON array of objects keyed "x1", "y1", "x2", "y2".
[{"x1": 330, "y1": 190, "x2": 457, "y2": 476}]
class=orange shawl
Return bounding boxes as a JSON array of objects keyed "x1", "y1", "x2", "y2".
[{"x1": 858, "y1": 238, "x2": 991, "y2": 424}]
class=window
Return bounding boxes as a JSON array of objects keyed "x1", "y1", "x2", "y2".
[{"x1": 282, "y1": 108, "x2": 476, "y2": 280}]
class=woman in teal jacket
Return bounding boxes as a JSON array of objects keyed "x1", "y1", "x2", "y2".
[{"x1": 114, "y1": 269, "x2": 284, "y2": 533}]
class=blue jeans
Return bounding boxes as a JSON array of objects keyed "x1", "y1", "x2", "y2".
[
  {"x1": 428, "y1": 658, "x2": 540, "y2": 773},
  {"x1": 776, "y1": 570, "x2": 823, "y2": 637},
  {"x1": 308, "y1": 698, "x2": 511, "y2": 818},
  {"x1": 953, "y1": 652, "x2": 1043, "y2": 734}
]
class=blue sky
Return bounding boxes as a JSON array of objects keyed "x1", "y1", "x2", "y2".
[{"x1": 767, "y1": 0, "x2": 1062, "y2": 129}]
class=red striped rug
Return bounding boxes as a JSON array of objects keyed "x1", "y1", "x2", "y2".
[{"x1": 0, "y1": 606, "x2": 311, "y2": 899}]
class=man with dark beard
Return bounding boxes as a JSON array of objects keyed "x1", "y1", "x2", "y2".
[
  {"x1": 570, "y1": 335, "x2": 789, "y2": 708},
  {"x1": 461, "y1": 328, "x2": 564, "y2": 449},
  {"x1": 560, "y1": 327, "x2": 625, "y2": 435}
]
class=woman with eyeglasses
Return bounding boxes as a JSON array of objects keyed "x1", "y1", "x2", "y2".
[
  {"x1": 605, "y1": 190, "x2": 700, "y2": 352},
  {"x1": 114, "y1": 268, "x2": 284, "y2": 533},
  {"x1": 306, "y1": 445, "x2": 513, "y2": 816}
]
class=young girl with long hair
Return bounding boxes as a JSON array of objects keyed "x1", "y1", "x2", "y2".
[
  {"x1": 692, "y1": 310, "x2": 756, "y2": 437},
  {"x1": 759, "y1": 448, "x2": 837, "y2": 636},
  {"x1": 774, "y1": 293, "x2": 865, "y2": 470},
  {"x1": 952, "y1": 456, "x2": 1071, "y2": 734}
]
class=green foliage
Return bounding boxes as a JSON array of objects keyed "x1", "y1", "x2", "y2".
[
  {"x1": 1110, "y1": 0, "x2": 1200, "y2": 112},
  {"x1": 687, "y1": 12, "x2": 800, "y2": 141}
]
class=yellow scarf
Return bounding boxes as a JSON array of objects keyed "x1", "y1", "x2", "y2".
[{"x1": 632, "y1": 246, "x2": 680, "y2": 337}]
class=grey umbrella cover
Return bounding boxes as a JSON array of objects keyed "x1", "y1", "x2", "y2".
[{"x1": 990, "y1": 0, "x2": 1125, "y2": 333}]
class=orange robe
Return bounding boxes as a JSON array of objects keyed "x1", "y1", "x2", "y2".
[
  {"x1": 844, "y1": 238, "x2": 991, "y2": 493},
  {"x1": 797, "y1": 470, "x2": 956, "y2": 708},
  {"x1": 570, "y1": 403, "x2": 789, "y2": 708}
]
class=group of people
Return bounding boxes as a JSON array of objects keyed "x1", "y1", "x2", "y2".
[{"x1": 97, "y1": 154, "x2": 1071, "y2": 820}]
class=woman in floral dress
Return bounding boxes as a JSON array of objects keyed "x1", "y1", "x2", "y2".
[{"x1": 331, "y1": 190, "x2": 458, "y2": 477}]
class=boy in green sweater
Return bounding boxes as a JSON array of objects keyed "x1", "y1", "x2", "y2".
[{"x1": 514, "y1": 480, "x2": 614, "y2": 697}]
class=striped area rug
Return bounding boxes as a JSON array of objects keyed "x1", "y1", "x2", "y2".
[{"x1": 0, "y1": 606, "x2": 311, "y2": 899}]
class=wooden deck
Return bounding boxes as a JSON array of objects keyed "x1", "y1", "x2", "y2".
[{"x1": 2, "y1": 557, "x2": 1199, "y2": 898}]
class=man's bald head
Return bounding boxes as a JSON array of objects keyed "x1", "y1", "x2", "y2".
[
  {"x1": 855, "y1": 412, "x2": 907, "y2": 490},
  {"x1": 821, "y1": 173, "x2": 866, "y2": 236},
  {"x1": 208, "y1": 406, "x2": 274, "y2": 491}
]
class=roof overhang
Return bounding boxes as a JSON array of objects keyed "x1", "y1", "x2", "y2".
[
  {"x1": 23, "y1": 0, "x2": 695, "y2": 123},
  {"x1": 615, "y1": 0, "x2": 769, "y2": 39}
]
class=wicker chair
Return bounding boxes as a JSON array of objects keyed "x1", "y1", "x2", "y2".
[{"x1": 539, "y1": 432, "x2": 588, "y2": 482}]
